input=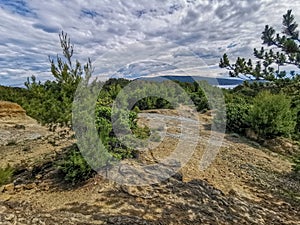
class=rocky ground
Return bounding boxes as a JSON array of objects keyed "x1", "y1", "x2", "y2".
[{"x1": 0, "y1": 102, "x2": 299, "y2": 224}]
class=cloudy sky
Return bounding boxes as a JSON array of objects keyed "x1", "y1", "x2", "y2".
[{"x1": 1, "y1": 0, "x2": 300, "y2": 86}]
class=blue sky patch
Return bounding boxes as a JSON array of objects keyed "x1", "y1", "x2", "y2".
[
  {"x1": 81, "y1": 9, "x2": 100, "y2": 19},
  {"x1": 0, "y1": 0, "x2": 35, "y2": 17}
]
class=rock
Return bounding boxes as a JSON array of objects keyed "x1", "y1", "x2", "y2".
[
  {"x1": 0, "y1": 205, "x2": 7, "y2": 213},
  {"x1": 4, "y1": 213, "x2": 15, "y2": 221},
  {"x1": 14, "y1": 124, "x2": 25, "y2": 130},
  {"x1": 13, "y1": 177, "x2": 24, "y2": 186},
  {"x1": 24, "y1": 183, "x2": 36, "y2": 190},
  {"x1": 31, "y1": 217, "x2": 39, "y2": 223},
  {"x1": 3, "y1": 183, "x2": 14, "y2": 193},
  {"x1": 14, "y1": 184, "x2": 25, "y2": 192},
  {"x1": 245, "y1": 128, "x2": 259, "y2": 141},
  {"x1": 230, "y1": 133, "x2": 240, "y2": 138}
]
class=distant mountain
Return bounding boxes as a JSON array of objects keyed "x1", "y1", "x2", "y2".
[{"x1": 136, "y1": 75, "x2": 245, "y2": 87}]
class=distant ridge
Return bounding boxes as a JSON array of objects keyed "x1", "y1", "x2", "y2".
[{"x1": 136, "y1": 76, "x2": 244, "y2": 87}]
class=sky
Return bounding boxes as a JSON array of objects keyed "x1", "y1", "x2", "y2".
[{"x1": 1, "y1": 0, "x2": 300, "y2": 86}]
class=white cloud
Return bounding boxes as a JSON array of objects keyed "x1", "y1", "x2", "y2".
[{"x1": 0, "y1": 0, "x2": 300, "y2": 86}]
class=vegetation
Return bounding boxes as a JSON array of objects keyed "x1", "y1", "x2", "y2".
[
  {"x1": 0, "y1": 165, "x2": 14, "y2": 186},
  {"x1": 57, "y1": 145, "x2": 96, "y2": 184},
  {"x1": 220, "y1": 9, "x2": 300, "y2": 174},
  {"x1": 1, "y1": 10, "x2": 300, "y2": 182},
  {"x1": 220, "y1": 9, "x2": 300, "y2": 81},
  {"x1": 248, "y1": 91, "x2": 296, "y2": 139},
  {"x1": 293, "y1": 156, "x2": 300, "y2": 174}
]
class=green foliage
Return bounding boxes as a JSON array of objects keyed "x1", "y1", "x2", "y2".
[
  {"x1": 95, "y1": 104, "x2": 139, "y2": 160},
  {"x1": 219, "y1": 10, "x2": 300, "y2": 141},
  {"x1": 0, "y1": 86, "x2": 30, "y2": 106},
  {"x1": 133, "y1": 126, "x2": 151, "y2": 139},
  {"x1": 58, "y1": 145, "x2": 95, "y2": 184},
  {"x1": 293, "y1": 156, "x2": 300, "y2": 174},
  {"x1": 0, "y1": 165, "x2": 14, "y2": 186},
  {"x1": 248, "y1": 91, "x2": 296, "y2": 139},
  {"x1": 22, "y1": 31, "x2": 94, "y2": 125},
  {"x1": 220, "y1": 9, "x2": 300, "y2": 81},
  {"x1": 224, "y1": 94, "x2": 250, "y2": 134},
  {"x1": 178, "y1": 81, "x2": 210, "y2": 111}
]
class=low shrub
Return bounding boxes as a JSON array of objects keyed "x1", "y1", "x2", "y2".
[
  {"x1": 57, "y1": 145, "x2": 96, "y2": 184},
  {"x1": 0, "y1": 165, "x2": 14, "y2": 186},
  {"x1": 248, "y1": 91, "x2": 296, "y2": 139},
  {"x1": 226, "y1": 102, "x2": 250, "y2": 134}
]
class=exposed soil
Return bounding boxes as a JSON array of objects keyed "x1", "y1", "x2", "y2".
[{"x1": 0, "y1": 103, "x2": 299, "y2": 224}]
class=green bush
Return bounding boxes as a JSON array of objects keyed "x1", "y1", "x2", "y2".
[
  {"x1": 133, "y1": 126, "x2": 151, "y2": 139},
  {"x1": 222, "y1": 93, "x2": 251, "y2": 134},
  {"x1": 0, "y1": 165, "x2": 14, "y2": 186},
  {"x1": 248, "y1": 91, "x2": 296, "y2": 139},
  {"x1": 58, "y1": 145, "x2": 95, "y2": 184},
  {"x1": 226, "y1": 102, "x2": 250, "y2": 134}
]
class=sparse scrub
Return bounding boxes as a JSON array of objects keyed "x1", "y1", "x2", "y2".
[
  {"x1": 57, "y1": 145, "x2": 95, "y2": 184},
  {"x1": 0, "y1": 165, "x2": 14, "y2": 186}
]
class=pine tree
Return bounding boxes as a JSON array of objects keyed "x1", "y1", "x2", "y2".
[{"x1": 220, "y1": 10, "x2": 300, "y2": 81}]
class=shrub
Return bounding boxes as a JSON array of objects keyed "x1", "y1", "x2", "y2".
[
  {"x1": 0, "y1": 165, "x2": 14, "y2": 186},
  {"x1": 248, "y1": 91, "x2": 296, "y2": 139},
  {"x1": 226, "y1": 102, "x2": 250, "y2": 134},
  {"x1": 133, "y1": 126, "x2": 151, "y2": 139},
  {"x1": 222, "y1": 93, "x2": 251, "y2": 134},
  {"x1": 58, "y1": 145, "x2": 96, "y2": 184}
]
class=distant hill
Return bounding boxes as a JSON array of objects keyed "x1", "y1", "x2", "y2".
[{"x1": 136, "y1": 75, "x2": 245, "y2": 87}]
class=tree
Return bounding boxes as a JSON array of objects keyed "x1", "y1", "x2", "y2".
[
  {"x1": 220, "y1": 10, "x2": 300, "y2": 81},
  {"x1": 24, "y1": 31, "x2": 93, "y2": 124}
]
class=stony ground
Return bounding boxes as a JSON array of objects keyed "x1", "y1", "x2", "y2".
[{"x1": 0, "y1": 104, "x2": 299, "y2": 224}]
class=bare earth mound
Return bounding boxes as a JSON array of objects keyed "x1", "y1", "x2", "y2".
[
  {"x1": 0, "y1": 101, "x2": 50, "y2": 147},
  {"x1": 0, "y1": 101, "x2": 26, "y2": 118}
]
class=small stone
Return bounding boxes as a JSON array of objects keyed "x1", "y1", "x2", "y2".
[
  {"x1": 13, "y1": 178, "x2": 24, "y2": 186},
  {"x1": 228, "y1": 189, "x2": 237, "y2": 196},
  {"x1": 4, "y1": 213, "x2": 15, "y2": 221},
  {"x1": 97, "y1": 187, "x2": 105, "y2": 193},
  {"x1": 211, "y1": 189, "x2": 222, "y2": 196},
  {"x1": 35, "y1": 174, "x2": 42, "y2": 180},
  {"x1": 0, "y1": 205, "x2": 7, "y2": 213},
  {"x1": 32, "y1": 217, "x2": 39, "y2": 223},
  {"x1": 3, "y1": 183, "x2": 14, "y2": 193},
  {"x1": 270, "y1": 152, "x2": 278, "y2": 157},
  {"x1": 24, "y1": 183, "x2": 36, "y2": 190},
  {"x1": 231, "y1": 133, "x2": 240, "y2": 138},
  {"x1": 14, "y1": 184, "x2": 25, "y2": 192},
  {"x1": 0, "y1": 185, "x2": 5, "y2": 193},
  {"x1": 14, "y1": 124, "x2": 25, "y2": 130}
]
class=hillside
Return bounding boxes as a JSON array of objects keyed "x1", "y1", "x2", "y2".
[{"x1": 0, "y1": 104, "x2": 299, "y2": 224}]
